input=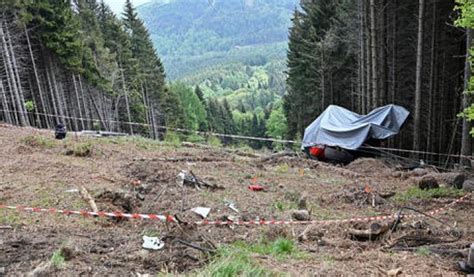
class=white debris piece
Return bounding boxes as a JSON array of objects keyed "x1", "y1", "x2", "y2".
[
  {"x1": 191, "y1": 207, "x2": 211, "y2": 218},
  {"x1": 142, "y1": 236, "x2": 165, "y2": 250}
]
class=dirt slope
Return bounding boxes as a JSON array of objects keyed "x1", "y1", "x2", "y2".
[{"x1": 0, "y1": 124, "x2": 472, "y2": 276}]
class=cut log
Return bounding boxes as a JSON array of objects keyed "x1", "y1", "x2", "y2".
[{"x1": 348, "y1": 222, "x2": 391, "y2": 241}]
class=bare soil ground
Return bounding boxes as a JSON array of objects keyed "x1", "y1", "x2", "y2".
[{"x1": 0, "y1": 124, "x2": 472, "y2": 276}]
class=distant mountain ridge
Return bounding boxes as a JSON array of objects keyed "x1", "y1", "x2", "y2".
[{"x1": 137, "y1": 0, "x2": 298, "y2": 79}]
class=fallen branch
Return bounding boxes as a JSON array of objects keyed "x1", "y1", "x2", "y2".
[
  {"x1": 80, "y1": 186, "x2": 98, "y2": 213},
  {"x1": 174, "y1": 239, "x2": 216, "y2": 253},
  {"x1": 0, "y1": 225, "x2": 12, "y2": 230}
]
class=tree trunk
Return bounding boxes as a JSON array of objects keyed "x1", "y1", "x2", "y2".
[
  {"x1": 380, "y1": 0, "x2": 387, "y2": 105},
  {"x1": 25, "y1": 25, "x2": 50, "y2": 128},
  {"x1": 461, "y1": 28, "x2": 472, "y2": 167},
  {"x1": 78, "y1": 76, "x2": 91, "y2": 129},
  {"x1": 427, "y1": 1, "x2": 438, "y2": 158},
  {"x1": 359, "y1": 0, "x2": 366, "y2": 114},
  {"x1": 1, "y1": 49, "x2": 18, "y2": 124},
  {"x1": 5, "y1": 23, "x2": 30, "y2": 126},
  {"x1": 370, "y1": 0, "x2": 379, "y2": 108},
  {"x1": 72, "y1": 74, "x2": 85, "y2": 130},
  {"x1": 119, "y1": 63, "x2": 133, "y2": 135},
  {"x1": 0, "y1": 21, "x2": 28, "y2": 126},
  {"x1": 413, "y1": 0, "x2": 425, "y2": 152},
  {"x1": 365, "y1": 0, "x2": 372, "y2": 111},
  {"x1": 0, "y1": 79, "x2": 12, "y2": 124}
]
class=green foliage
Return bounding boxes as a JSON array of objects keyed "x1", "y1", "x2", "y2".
[
  {"x1": 394, "y1": 187, "x2": 464, "y2": 203},
  {"x1": 416, "y1": 246, "x2": 431, "y2": 256},
  {"x1": 195, "y1": 238, "x2": 305, "y2": 276},
  {"x1": 273, "y1": 200, "x2": 298, "y2": 212},
  {"x1": 456, "y1": 0, "x2": 474, "y2": 135},
  {"x1": 138, "y1": 0, "x2": 298, "y2": 79},
  {"x1": 207, "y1": 135, "x2": 223, "y2": 148},
  {"x1": 284, "y1": 0, "x2": 358, "y2": 138},
  {"x1": 65, "y1": 142, "x2": 93, "y2": 157},
  {"x1": 21, "y1": 135, "x2": 55, "y2": 149},
  {"x1": 266, "y1": 102, "x2": 288, "y2": 140},
  {"x1": 186, "y1": 134, "x2": 206, "y2": 143},
  {"x1": 24, "y1": 100, "x2": 35, "y2": 112},
  {"x1": 164, "y1": 131, "x2": 182, "y2": 147},
  {"x1": 169, "y1": 82, "x2": 207, "y2": 131},
  {"x1": 51, "y1": 249, "x2": 65, "y2": 268}
]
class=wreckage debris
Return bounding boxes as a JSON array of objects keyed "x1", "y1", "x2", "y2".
[
  {"x1": 142, "y1": 236, "x2": 165, "y2": 250},
  {"x1": 191, "y1": 207, "x2": 211, "y2": 218},
  {"x1": 248, "y1": 185, "x2": 264, "y2": 191},
  {"x1": 177, "y1": 170, "x2": 224, "y2": 190}
]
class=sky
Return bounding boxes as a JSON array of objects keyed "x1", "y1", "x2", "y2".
[{"x1": 103, "y1": 0, "x2": 151, "y2": 16}]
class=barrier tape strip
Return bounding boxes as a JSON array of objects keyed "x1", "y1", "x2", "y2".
[
  {"x1": 0, "y1": 194, "x2": 470, "y2": 226},
  {"x1": 2, "y1": 108, "x2": 472, "y2": 160}
]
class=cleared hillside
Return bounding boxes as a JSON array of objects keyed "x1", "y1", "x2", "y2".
[{"x1": 0, "y1": 124, "x2": 472, "y2": 275}]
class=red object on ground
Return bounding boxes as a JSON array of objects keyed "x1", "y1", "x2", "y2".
[
  {"x1": 248, "y1": 185, "x2": 264, "y2": 191},
  {"x1": 309, "y1": 146, "x2": 325, "y2": 158}
]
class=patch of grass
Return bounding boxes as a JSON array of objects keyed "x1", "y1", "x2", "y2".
[
  {"x1": 195, "y1": 238, "x2": 306, "y2": 276},
  {"x1": 142, "y1": 229, "x2": 161, "y2": 237},
  {"x1": 275, "y1": 163, "x2": 290, "y2": 173},
  {"x1": 51, "y1": 249, "x2": 65, "y2": 268},
  {"x1": 122, "y1": 136, "x2": 163, "y2": 150},
  {"x1": 65, "y1": 142, "x2": 93, "y2": 157},
  {"x1": 271, "y1": 238, "x2": 295, "y2": 255},
  {"x1": 0, "y1": 210, "x2": 21, "y2": 225},
  {"x1": 416, "y1": 246, "x2": 431, "y2": 256},
  {"x1": 164, "y1": 131, "x2": 181, "y2": 147},
  {"x1": 20, "y1": 135, "x2": 55, "y2": 149},
  {"x1": 207, "y1": 135, "x2": 222, "y2": 148},
  {"x1": 31, "y1": 189, "x2": 57, "y2": 207},
  {"x1": 273, "y1": 200, "x2": 298, "y2": 212},
  {"x1": 394, "y1": 186, "x2": 464, "y2": 203},
  {"x1": 186, "y1": 134, "x2": 206, "y2": 143}
]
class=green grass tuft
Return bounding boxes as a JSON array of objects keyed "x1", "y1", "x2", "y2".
[
  {"x1": 194, "y1": 238, "x2": 306, "y2": 276},
  {"x1": 20, "y1": 135, "x2": 55, "y2": 149},
  {"x1": 416, "y1": 246, "x2": 431, "y2": 256},
  {"x1": 65, "y1": 142, "x2": 93, "y2": 157},
  {"x1": 394, "y1": 186, "x2": 464, "y2": 203},
  {"x1": 164, "y1": 131, "x2": 182, "y2": 147},
  {"x1": 51, "y1": 249, "x2": 65, "y2": 268},
  {"x1": 207, "y1": 135, "x2": 222, "y2": 148}
]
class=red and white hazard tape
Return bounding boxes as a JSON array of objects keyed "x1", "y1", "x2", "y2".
[
  {"x1": 0, "y1": 205, "x2": 176, "y2": 223},
  {"x1": 0, "y1": 193, "x2": 470, "y2": 226}
]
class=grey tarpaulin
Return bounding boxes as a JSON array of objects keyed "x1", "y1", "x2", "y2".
[{"x1": 301, "y1": 104, "x2": 409, "y2": 150}]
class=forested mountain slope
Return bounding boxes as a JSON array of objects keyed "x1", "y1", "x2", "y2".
[
  {"x1": 284, "y1": 0, "x2": 470, "y2": 161},
  {"x1": 0, "y1": 0, "x2": 182, "y2": 139},
  {"x1": 138, "y1": 0, "x2": 298, "y2": 79}
]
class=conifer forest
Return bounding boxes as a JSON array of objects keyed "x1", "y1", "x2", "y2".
[{"x1": 1, "y1": 0, "x2": 474, "y2": 162}]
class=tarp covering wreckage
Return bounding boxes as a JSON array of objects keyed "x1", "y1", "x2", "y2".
[{"x1": 302, "y1": 104, "x2": 410, "y2": 150}]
